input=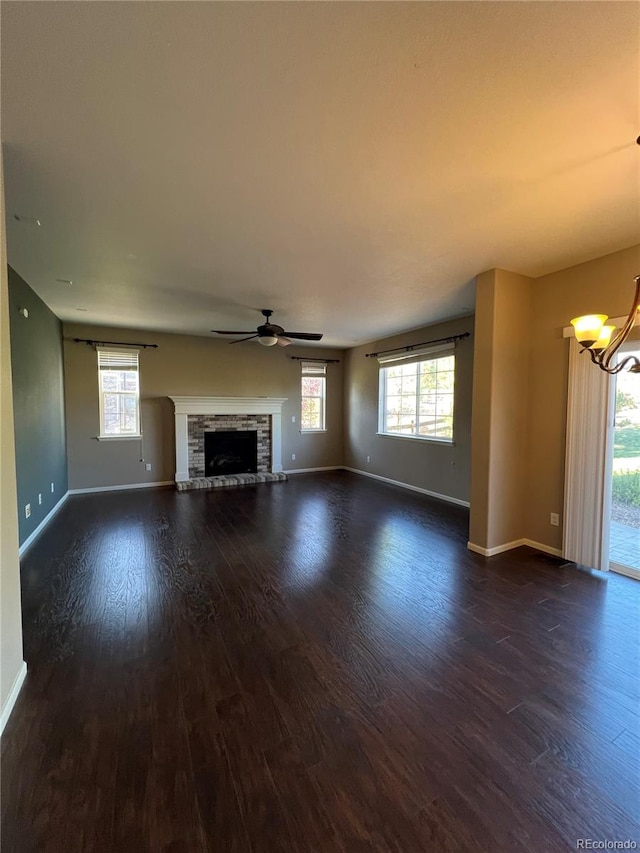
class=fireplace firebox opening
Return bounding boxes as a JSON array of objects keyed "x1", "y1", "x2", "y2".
[{"x1": 204, "y1": 430, "x2": 258, "y2": 477}]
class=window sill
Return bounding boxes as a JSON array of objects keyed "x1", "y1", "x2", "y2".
[
  {"x1": 300, "y1": 429, "x2": 327, "y2": 434},
  {"x1": 96, "y1": 435, "x2": 143, "y2": 441},
  {"x1": 376, "y1": 432, "x2": 454, "y2": 446}
]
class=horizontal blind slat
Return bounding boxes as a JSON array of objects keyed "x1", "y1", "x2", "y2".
[
  {"x1": 97, "y1": 349, "x2": 139, "y2": 369},
  {"x1": 301, "y1": 362, "x2": 327, "y2": 375},
  {"x1": 377, "y1": 343, "x2": 454, "y2": 366}
]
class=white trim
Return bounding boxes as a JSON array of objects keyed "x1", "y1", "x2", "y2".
[
  {"x1": 343, "y1": 467, "x2": 470, "y2": 507},
  {"x1": 467, "y1": 538, "x2": 563, "y2": 558},
  {"x1": 96, "y1": 434, "x2": 143, "y2": 441},
  {"x1": 378, "y1": 350, "x2": 455, "y2": 442},
  {"x1": 376, "y1": 432, "x2": 454, "y2": 446},
  {"x1": 97, "y1": 347, "x2": 141, "y2": 438},
  {"x1": 19, "y1": 491, "x2": 69, "y2": 557},
  {"x1": 522, "y1": 538, "x2": 563, "y2": 558},
  {"x1": 610, "y1": 562, "x2": 640, "y2": 581},
  {"x1": 68, "y1": 480, "x2": 173, "y2": 495},
  {"x1": 0, "y1": 661, "x2": 27, "y2": 736},
  {"x1": 563, "y1": 338, "x2": 612, "y2": 571},
  {"x1": 467, "y1": 541, "x2": 489, "y2": 556},
  {"x1": 467, "y1": 541, "x2": 492, "y2": 556},
  {"x1": 300, "y1": 364, "x2": 326, "y2": 431},
  {"x1": 467, "y1": 538, "x2": 525, "y2": 556},
  {"x1": 284, "y1": 466, "x2": 343, "y2": 474},
  {"x1": 175, "y1": 412, "x2": 189, "y2": 481},
  {"x1": 169, "y1": 396, "x2": 288, "y2": 480},
  {"x1": 168, "y1": 396, "x2": 288, "y2": 415}
]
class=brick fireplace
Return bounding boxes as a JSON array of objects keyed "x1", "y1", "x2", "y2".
[
  {"x1": 169, "y1": 396, "x2": 288, "y2": 488},
  {"x1": 189, "y1": 414, "x2": 270, "y2": 477}
]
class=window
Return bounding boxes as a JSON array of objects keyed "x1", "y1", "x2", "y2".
[
  {"x1": 301, "y1": 362, "x2": 326, "y2": 431},
  {"x1": 379, "y1": 347, "x2": 455, "y2": 442},
  {"x1": 97, "y1": 349, "x2": 141, "y2": 438}
]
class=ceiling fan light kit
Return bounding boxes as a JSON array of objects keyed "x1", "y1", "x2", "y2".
[
  {"x1": 570, "y1": 275, "x2": 640, "y2": 374},
  {"x1": 212, "y1": 309, "x2": 323, "y2": 348}
]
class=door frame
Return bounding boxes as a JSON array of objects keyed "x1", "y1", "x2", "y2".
[{"x1": 608, "y1": 337, "x2": 640, "y2": 580}]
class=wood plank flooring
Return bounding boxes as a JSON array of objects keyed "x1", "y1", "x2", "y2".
[{"x1": 2, "y1": 471, "x2": 639, "y2": 852}]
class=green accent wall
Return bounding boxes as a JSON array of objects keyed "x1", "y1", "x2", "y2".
[{"x1": 8, "y1": 267, "x2": 67, "y2": 546}]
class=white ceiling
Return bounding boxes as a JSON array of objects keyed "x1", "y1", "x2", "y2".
[{"x1": 2, "y1": 2, "x2": 639, "y2": 348}]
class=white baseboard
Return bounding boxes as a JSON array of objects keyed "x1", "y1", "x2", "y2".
[
  {"x1": 344, "y1": 467, "x2": 470, "y2": 508},
  {"x1": 467, "y1": 541, "x2": 490, "y2": 556},
  {"x1": 467, "y1": 538, "x2": 525, "y2": 556},
  {"x1": 467, "y1": 538, "x2": 563, "y2": 558},
  {"x1": 68, "y1": 480, "x2": 174, "y2": 495},
  {"x1": 19, "y1": 491, "x2": 69, "y2": 557},
  {"x1": 0, "y1": 661, "x2": 27, "y2": 736},
  {"x1": 522, "y1": 538, "x2": 563, "y2": 558},
  {"x1": 284, "y1": 466, "x2": 343, "y2": 474}
]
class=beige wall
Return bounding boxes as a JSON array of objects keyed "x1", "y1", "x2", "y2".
[
  {"x1": 0, "y1": 152, "x2": 26, "y2": 719},
  {"x1": 468, "y1": 271, "x2": 494, "y2": 546},
  {"x1": 63, "y1": 323, "x2": 345, "y2": 490},
  {"x1": 469, "y1": 243, "x2": 640, "y2": 554},
  {"x1": 469, "y1": 269, "x2": 533, "y2": 550},
  {"x1": 526, "y1": 244, "x2": 640, "y2": 550},
  {"x1": 343, "y1": 315, "x2": 474, "y2": 504}
]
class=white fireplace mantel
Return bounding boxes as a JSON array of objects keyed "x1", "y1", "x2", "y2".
[{"x1": 168, "y1": 396, "x2": 288, "y2": 482}]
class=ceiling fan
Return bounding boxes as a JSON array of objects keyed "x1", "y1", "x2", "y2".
[{"x1": 212, "y1": 309, "x2": 323, "y2": 347}]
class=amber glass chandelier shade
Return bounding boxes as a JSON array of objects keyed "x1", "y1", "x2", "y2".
[
  {"x1": 569, "y1": 276, "x2": 640, "y2": 374},
  {"x1": 590, "y1": 325, "x2": 616, "y2": 351},
  {"x1": 570, "y1": 314, "x2": 608, "y2": 347}
]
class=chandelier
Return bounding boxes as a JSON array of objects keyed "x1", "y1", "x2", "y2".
[{"x1": 570, "y1": 275, "x2": 640, "y2": 374}]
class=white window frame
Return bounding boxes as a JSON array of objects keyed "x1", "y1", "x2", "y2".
[
  {"x1": 377, "y1": 344, "x2": 455, "y2": 444},
  {"x1": 300, "y1": 362, "x2": 327, "y2": 433},
  {"x1": 97, "y1": 348, "x2": 142, "y2": 440}
]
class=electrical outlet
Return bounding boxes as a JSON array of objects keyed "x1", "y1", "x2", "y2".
[
  {"x1": 50, "y1": 482, "x2": 55, "y2": 493},
  {"x1": 38, "y1": 493, "x2": 42, "y2": 505},
  {"x1": 291, "y1": 453, "x2": 296, "y2": 461},
  {"x1": 550, "y1": 512, "x2": 560, "y2": 527},
  {"x1": 145, "y1": 463, "x2": 152, "y2": 471},
  {"x1": 25, "y1": 503, "x2": 31, "y2": 519},
  {"x1": 291, "y1": 415, "x2": 296, "y2": 423},
  {"x1": 366, "y1": 455, "x2": 371, "y2": 463}
]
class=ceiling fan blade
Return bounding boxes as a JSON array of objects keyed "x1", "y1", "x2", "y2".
[
  {"x1": 211, "y1": 330, "x2": 254, "y2": 335},
  {"x1": 276, "y1": 336, "x2": 292, "y2": 347},
  {"x1": 229, "y1": 335, "x2": 259, "y2": 344},
  {"x1": 281, "y1": 332, "x2": 323, "y2": 341}
]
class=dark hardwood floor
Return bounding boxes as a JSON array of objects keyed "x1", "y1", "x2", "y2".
[{"x1": 2, "y1": 471, "x2": 639, "y2": 852}]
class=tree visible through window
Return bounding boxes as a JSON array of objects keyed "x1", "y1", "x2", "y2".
[
  {"x1": 301, "y1": 362, "x2": 326, "y2": 431},
  {"x1": 97, "y1": 349, "x2": 141, "y2": 437},
  {"x1": 379, "y1": 352, "x2": 454, "y2": 441}
]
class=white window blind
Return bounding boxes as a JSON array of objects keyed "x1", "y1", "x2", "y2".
[
  {"x1": 377, "y1": 343, "x2": 454, "y2": 367},
  {"x1": 97, "y1": 349, "x2": 139, "y2": 370},
  {"x1": 301, "y1": 362, "x2": 327, "y2": 375},
  {"x1": 97, "y1": 348, "x2": 141, "y2": 437}
]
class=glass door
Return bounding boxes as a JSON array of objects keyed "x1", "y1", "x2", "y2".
[{"x1": 609, "y1": 343, "x2": 640, "y2": 579}]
